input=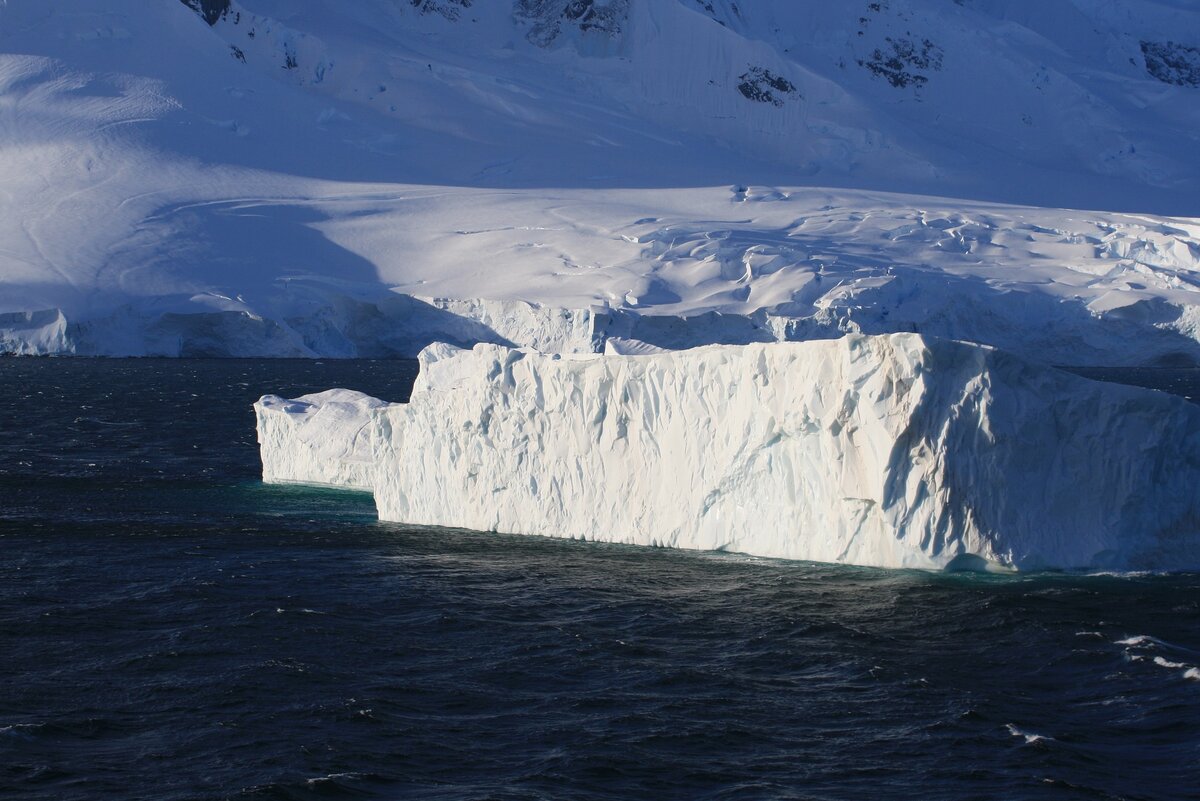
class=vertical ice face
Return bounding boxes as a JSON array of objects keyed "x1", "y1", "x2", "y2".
[
  {"x1": 256, "y1": 389, "x2": 393, "y2": 491},
  {"x1": 257, "y1": 334, "x2": 1200, "y2": 571}
]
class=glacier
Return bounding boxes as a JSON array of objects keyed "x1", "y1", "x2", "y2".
[
  {"x1": 256, "y1": 334, "x2": 1200, "y2": 571},
  {"x1": 5, "y1": 0, "x2": 1200, "y2": 362}
]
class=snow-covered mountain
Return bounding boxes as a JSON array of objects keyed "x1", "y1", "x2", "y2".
[{"x1": 3, "y1": 0, "x2": 1200, "y2": 362}]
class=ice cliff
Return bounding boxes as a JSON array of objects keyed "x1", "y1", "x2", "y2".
[
  {"x1": 256, "y1": 389, "x2": 390, "y2": 491},
  {"x1": 256, "y1": 334, "x2": 1200, "y2": 571}
]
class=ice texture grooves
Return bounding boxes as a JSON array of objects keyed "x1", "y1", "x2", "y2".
[
  {"x1": 256, "y1": 389, "x2": 391, "y2": 491},
  {"x1": 256, "y1": 334, "x2": 1200, "y2": 571}
]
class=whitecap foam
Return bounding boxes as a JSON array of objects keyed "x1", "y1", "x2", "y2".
[
  {"x1": 1006, "y1": 724, "x2": 1053, "y2": 745},
  {"x1": 1116, "y1": 635, "x2": 1163, "y2": 647},
  {"x1": 1153, "y1": 656, "x2": 1188, "y2": 669},
  {"x1": 1081, "y1": 570, "x2": 1162, "y2": 578},
  {"x1": 306, "y1": 772, "x2": 362, "y2": 787}
]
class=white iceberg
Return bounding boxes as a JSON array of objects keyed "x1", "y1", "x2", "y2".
[
  {"x1": 256, "y1": 389, "x2": 390, "y2": 491},
  {"x1": 256, "y1": 333, "x2": 1200, "y2": 571}
]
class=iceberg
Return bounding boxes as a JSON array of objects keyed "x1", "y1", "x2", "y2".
[
  {"x1": 256, "y1": 333, "x2": 1200, "y2": 571},
  {"x1": 256, "y1": 389, "x2": 390, "y2": 491}
]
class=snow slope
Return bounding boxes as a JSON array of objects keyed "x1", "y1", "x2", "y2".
[
  {"x1": 256, "y1": 335, "x2": 1200, "y2": 571},
  {"x1": 3, "y1": 0, "x2": 1200, "y2": 361}
]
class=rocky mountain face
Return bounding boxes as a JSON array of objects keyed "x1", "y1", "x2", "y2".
[
  {"x1": 180, "y1": 0, "x2": 231, "y2": 26},
  {"x1": 177, "y1": 0, "x2": 1200, "y2": 94},
  {"x1": 1142, "y1": 40, "x2": 1200, "y2": 87},
  {"x1": 516, "y1": 0, "x2": 629, "y2": 45},
  {"x1": 171, "y1": 0, "x2": 1200, "y2": 207}
]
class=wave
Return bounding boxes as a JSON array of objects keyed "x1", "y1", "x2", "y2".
[{"x1": 1006, "y1": 724, "x2": 1053, "y2": 745}]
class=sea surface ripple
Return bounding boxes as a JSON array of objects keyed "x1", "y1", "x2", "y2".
[{"x1": 1, "y1": 358, "x2": 1198, "y2": 801}]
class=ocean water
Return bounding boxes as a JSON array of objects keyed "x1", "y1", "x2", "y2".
[{"x1": 1, "y1": 358, "x2": 1198, "y2": 801}]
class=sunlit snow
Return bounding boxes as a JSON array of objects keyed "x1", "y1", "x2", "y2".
[{"x1": 3, "y1": 0, "x2": 1200, "y2": 362}]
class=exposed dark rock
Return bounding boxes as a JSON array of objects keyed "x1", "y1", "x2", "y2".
[
  {"x1": 1142, "y1": 40, "x2": 1200, "y2": 87},
  {"x1": 516, "y1": 0, "x2": 628, "y2": 47},
  {"x1": 410, "y1": 0, "x2": 473, "y2": 22},
  {"x1": 737, "y1": 66, "x2": 797, "y2": 106},
  {"x1": 858, "y1": 36, "x2": 943, "y2": 88},
  {"x1": 179, "y1": 0, "x2": 230, "y2": 26},
  {"x1": 688, "y1": 0, "x2": 740, "y2": 26}
]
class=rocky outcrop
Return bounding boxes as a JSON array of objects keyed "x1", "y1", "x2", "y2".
[{"x1": 179, "y1": 0, "x2": 231, "y2": 26}]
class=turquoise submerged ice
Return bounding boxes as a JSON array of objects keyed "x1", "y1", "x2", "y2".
[{"x1": 256, "y1": 333, "x2": 1200, "y2": 571}]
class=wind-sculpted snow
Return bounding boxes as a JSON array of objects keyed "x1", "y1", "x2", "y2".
[{"x1": 256, "y1": 335, "x2": 1200, "y2": 571}]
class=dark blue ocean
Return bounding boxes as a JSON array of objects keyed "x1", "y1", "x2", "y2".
[{"x1": 2, "y1": 358, "x2": 1199, "y2": 801}]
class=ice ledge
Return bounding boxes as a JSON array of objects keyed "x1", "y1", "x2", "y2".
[
  {"x1": 256, "y1": 333, "x2": 1200, "y2": 571},
  {"x1": 256, "y1": 389, "x2": 391, "y2": 491}
]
